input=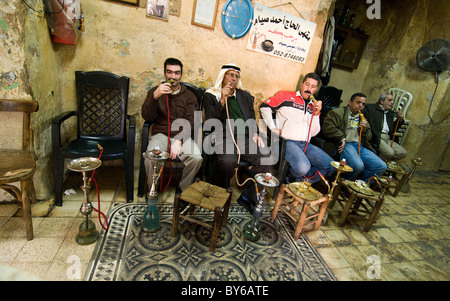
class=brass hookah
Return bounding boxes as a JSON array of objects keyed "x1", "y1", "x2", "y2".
[
  {"x1": 67, "y1": 157, "x2": 102, "y2": 245},
  {"x1": 243, "y1": 173, "x2": 279, "y2": 242},
  {"x1": 140, "y1": 147, "x2": 169, "y2": 233}
]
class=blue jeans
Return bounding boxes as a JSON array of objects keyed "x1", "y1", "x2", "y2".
[
  {"x1": 340, "y1": 142, "x2": 387, "y2": 181},
  {"x1": 285, "y1": 140, "x2": 335, "y2": 183}
]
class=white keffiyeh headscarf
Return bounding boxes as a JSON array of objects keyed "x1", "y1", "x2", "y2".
[{"x1": 205, "y1": 63, "x2": 244, "y2": 102}]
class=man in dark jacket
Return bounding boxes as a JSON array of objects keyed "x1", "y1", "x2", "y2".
[
  {"x1": 362, "y1": 93, "x2": 407, "y2": 161},
  {"x1": 203, "y1": 64, "x2": 271, "y2": 214},
  {"x1": 141, "y1": 58, "x2": 202, "y2": 192},
  {"x1": 322, "y1": 93, "x2": 387, "y2": 181}
]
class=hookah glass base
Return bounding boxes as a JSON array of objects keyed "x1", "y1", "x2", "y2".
[
  {"x1": 76, "y1": 219, "x2": 100, "y2": 245},
  {"x1": 243, "y1": 212, "x2": 261, "y2": 242},
  {"x1": 141, "y1": 195, "x2": 161, "y2": 233}
]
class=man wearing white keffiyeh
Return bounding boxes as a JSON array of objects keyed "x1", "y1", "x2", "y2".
[{"x1": 203, "y1": 64, "x2": 271, "y2": 214}]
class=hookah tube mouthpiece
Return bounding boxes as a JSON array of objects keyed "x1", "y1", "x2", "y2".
[{"x1": 358, "y1": 110, "x2": 365, "y2": 122}]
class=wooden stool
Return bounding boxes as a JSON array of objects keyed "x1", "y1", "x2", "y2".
[
  {"x1": 172, "y1": 180, "x2": 231, "y2": 251},
  {"x1": 379, "y1": 162, "x2": 410, "y2": 197},
  {"x1": 272, "y1": 183, "x2": 329, "y2": 240},
  {"x1": 329, "y1": 179, "x2": 384, "y2": 231}
]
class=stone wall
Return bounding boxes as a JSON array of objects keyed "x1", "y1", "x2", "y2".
[{"x1": 329, "y1": 0, "x2": 449, "y2": 171}]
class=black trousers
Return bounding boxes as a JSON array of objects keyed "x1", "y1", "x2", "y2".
[{"x1": 213, "y1": 138, "x2": 271, "y2": 203}]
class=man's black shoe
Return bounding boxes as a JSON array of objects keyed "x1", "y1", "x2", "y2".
[
  {"x1": 237, "y1": 195, "x2": 255, "y2": 214},
  {"x1": 175, "y1": 186, "x2": 182, "y2": 195}
]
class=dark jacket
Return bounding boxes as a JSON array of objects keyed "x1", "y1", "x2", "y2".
[
  {"x1": 203, "y1": 89, "x2": 256, "y2": 139},
  {"x1": 203, "y1": 89, "x2": 255, "y2": 123},
  {"x1": 322, "y1": 105, "x2": 376, "y2": 153},
  {"x1": 362, "y1": 103, "x2": 404, "y2": 153},
  {"x1": 142, "y1": 84, "x2": 198, "y2": 140}
]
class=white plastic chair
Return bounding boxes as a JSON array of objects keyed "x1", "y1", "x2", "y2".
[{"x1": 388, "y1": 88, "x2": 413, "y2": 145}]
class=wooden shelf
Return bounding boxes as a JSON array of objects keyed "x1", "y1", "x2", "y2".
[{"x1": 332, "y1": 24, "x2": 369, "y2": 70}]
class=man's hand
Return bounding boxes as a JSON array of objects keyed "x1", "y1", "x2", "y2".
[
  {"x1": 153, "y1": 82, "x2": 172, "y2": 99},
  {"x1": 338, "y1": 140, "x2": 346, "y2": 154},
  {"x1": 271, "y1": 128, "x2": 282, "y2": 136},
  {"x1": 220, "y1": 83, "x2": 234, "y2": 106},
  {"x1": 396, "y1": 110, "x2": 404, "y2": 119},
  {"x1": 170, "y1": 139, "x2": 182, "y2": 160},
  {"x1": 313, "y1": 100, "x2": 322, "y2": 115},
  {"x1": 252, "y1": 134, "x2": 265, "y2": 148},
  {"x1": 360, "y1": 119, "x2": 368, "y2": 133}
]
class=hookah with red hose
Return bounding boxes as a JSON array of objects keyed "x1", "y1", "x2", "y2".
[
  {"x1": 67, "y1": 144, "x2": 109, "y2": 245},
  {"x1": 141, "y1": 79, "x2": 174, "y2": 233}
]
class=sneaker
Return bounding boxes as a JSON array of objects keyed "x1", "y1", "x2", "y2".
[{"x1": 237, "y1": 195, "x2": 255, "y2": 214}]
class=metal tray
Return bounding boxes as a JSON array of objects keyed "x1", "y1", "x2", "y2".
[{"x1": 68, "y1": 157, "x2": 101, "y2": 172}]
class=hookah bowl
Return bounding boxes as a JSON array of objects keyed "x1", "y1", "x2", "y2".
[
  {"x1": 141, "y1": 149, "x2": 169, "y2": 233},
  {"x1": 330, "y1": 159, "x2": 353, "y2": 195},
  {"x1": 243, "y1": 173, "x2": 279, "y2": 242},
  {"x1": 67, "y1": 157, "x2": 102, "y2": 245}
]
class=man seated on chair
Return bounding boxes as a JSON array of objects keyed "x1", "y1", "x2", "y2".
[
  {"x1": 203, "y1": 63, "x2": 271, "y2": 214},
  {"x1": 260, "y1": 72, "x2": 335, "y2": 185},
  {"x1": 141, "y1": 58, "x2": 202, "y2": 194},
  {"x1": 361, "y1": 93, "x2": 407, "y2": 162},
  {"x1": 322, "y1": 93, "x2": 387, "y2": 181}
]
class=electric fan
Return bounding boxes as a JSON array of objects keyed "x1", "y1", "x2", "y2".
[
  {"x1": 415, "y1": 39, "x2": 450, "y2": 122},
  {"x1": 416, "y1": 39, "x2": 450, "y2": 73}
]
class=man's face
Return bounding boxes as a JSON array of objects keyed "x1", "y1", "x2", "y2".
[
  {"x1": 222, "y1": 70, "x2": 240, "y2": 90},
  {"x1": 380, "y1": 94, "x2": 394, "y2": 111},
  {"x1": 300, "y1": 78, "x2": 319, "y2": 100},
  {"x1": 165, "y1": 64, "x2": 182, "y2": 87},
  {"x1": 349, "y1": 96, "x2": 367, "y2": 114}
]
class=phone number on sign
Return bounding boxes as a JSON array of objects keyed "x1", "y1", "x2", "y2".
[{"x1": 273, "y1": 50, "x2": 305, "y2": 62}]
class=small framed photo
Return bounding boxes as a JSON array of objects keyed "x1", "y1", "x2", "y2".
[
  {"x1": 147, "y1": 0, "x2": 169, "y2": 21},
  {"x1": 191, "y1": 0, "x2": 219, "y2": 29},
  {"x1": 114, "y1": 0, "x2": 140, "y2": 5}
]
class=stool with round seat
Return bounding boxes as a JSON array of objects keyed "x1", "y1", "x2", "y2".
[
  {"x1": 378, "y1": 161, "x2": 410, "y2": 197},
  {"x1": 172, "y1": 180, "x2": 232, "y2": 251},
  {"x1": 272, "y1": 183, "x2": 330, "y2": 240},
  {"x1": 329, "y1": 179, "x2": 384, "y2": 231}
]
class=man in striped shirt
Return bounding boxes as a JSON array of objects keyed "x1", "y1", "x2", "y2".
[{"x1": 260, "y1": 73, "x2": 334, "y2": 184}]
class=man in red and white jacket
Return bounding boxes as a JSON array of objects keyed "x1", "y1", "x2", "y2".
[{"x1": 260, "y1": 73, "x2": 334, "y2": 184}]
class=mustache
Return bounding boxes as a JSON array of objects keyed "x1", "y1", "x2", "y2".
[{"x1": 304, "y1": 90, "x2": 312, "y2": 99}]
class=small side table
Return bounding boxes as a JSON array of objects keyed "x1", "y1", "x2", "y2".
[
  {"x1": 272, "y1": 183, "x2": 329, "y2": 240},
  {"x1": 379, "y1": 161, "x2": 410, "y2": 197},
  {"x1": 330, "y1": 179, "x2": 384, "y2": 231},
  {"x1": 172, "y1": 180, "x2": 232, "y2": 251}
]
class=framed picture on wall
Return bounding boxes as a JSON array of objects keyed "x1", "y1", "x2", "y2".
[
  {"x1": 114, "y1": 0, "x2": 140, "y2": 5},
  {"x1": 191, "y1": 0, "x2": 219, "y2": 29},
  {"x1": 147, "y1": 0, "x2": 169, "y2": 21}
]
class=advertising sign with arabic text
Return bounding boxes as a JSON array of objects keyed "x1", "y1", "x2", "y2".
[{"x1": 246, "y1": 3, "x2": 316, "y2": 64}]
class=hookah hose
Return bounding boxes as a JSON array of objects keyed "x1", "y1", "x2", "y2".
[
  {"x1": 390, "y1": 108, "x2": 401, "y2": 148},
  {"x1": 303, "y1": 95, "x2": 317, "y2": 154},
  {"x1": 224, "y1": 93, "x2": 259, "y2": 196},
  {"x1": 160, "y1": 84, "x2": 174, "y2": 192},
  {"x1": 358, "y1": 110, "x2": 365, "y2": 156},
  {"x1": 88, "y1": 144, "x2": 109, "y2": 231}
]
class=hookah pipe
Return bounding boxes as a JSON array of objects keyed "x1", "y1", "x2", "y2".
[
  {"x1": 358, "y1": 110, "x2": 365, "y2": 156},
  {"x1": 303, "y1": 94, "x2": 317, "y2": 154},
  {"x1": 88, "y1": 144, "x2": 109, "y2": 230},
  {"x1": 250, "y1": 32, "x2": 266, "y2": 49},
  {"x1": 390, "y1": 107, "x2": 401, "y2": 148},
  {"x1": 160, "y1": 79, "x2": 174, "y2": 192},
  {"x1": 368, "y1": 174, "x2": 386, "y2": 197},
  {"x1": 224, "y1": 83, "x2": 259, "y2": 196}
]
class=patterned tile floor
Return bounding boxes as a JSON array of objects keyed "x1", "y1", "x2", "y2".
[{"x1": 0, "y1": 165, "x2": 449, "y2": 281}]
